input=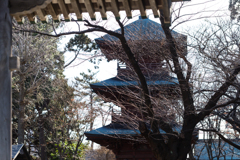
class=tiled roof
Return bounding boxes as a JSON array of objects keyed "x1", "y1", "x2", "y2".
[
  {"x1": 12, "y1": 144, "x2": 24, "y2": 160},
  {"x1": 12, "y1": 144, "x2": 31, "y2": 160},
  {"x1": 95, "y1": 18, "x2": 181, "y2": 42},
  {"x1": 90, "y1": 76, "x2": 178, "y2": 88},
  {"x1": 85, "y1": 122, "x2": 182, "y2": 137},
  {"x1": 195, "y1": 140, "x2": 240, "y2": 159}
]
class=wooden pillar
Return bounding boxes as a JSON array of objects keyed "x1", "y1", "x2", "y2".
[{"x1": 0, "y1": 0, "x2": 12, "y2": 160}]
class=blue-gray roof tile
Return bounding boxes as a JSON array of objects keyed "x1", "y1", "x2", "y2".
[
  {"x1": 12, "y1": 144, "x2": 24, "y2": 160},
  {"x1": 85, "y1": 123, "x2": 182, "y2": 137},
  {"x1": 95, "y1": 18, "x2": 181, "y2": 42},
  {"x1": 90, "y1": 76, "x2": 178, "y2": 88}
]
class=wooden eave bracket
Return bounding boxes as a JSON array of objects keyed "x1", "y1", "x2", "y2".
[
  {"x1": 121, "y1": 0, "x2": 132, "y2": 18},
  {"x1": 57, "y1": 0, "x2": 71, "y2": 21},
  {"x1": 111, "y1": 0, "x2": 121, "y2": 20},
  {"x1": 11, "y1": 0, "x2": 190, "y2": 25},
  {"x1": 149, "y1": 0, "x2": 160, "y2": 18},
  {"x1": 97, "y1": 0, "x2": 107, "y2": 20},
  {"x1": 160, "y1": 0, "x2": 171, "y2": 25},
  {"x1": 84, "y1": 0, "x2": 96, "y2": 20},
  {"x1": 137, "y1": 0, "x2": 147, "y2": 18},
  {"x1": 9, "y1": 57, "x2": 20, "y2": 71},
  {"x1": 70, "y1": 0, "x2": 83, "y2": 20}
]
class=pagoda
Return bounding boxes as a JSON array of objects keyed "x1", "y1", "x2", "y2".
[{"x1": 85, "y1": 18, "x2": 195, "y2": 160}]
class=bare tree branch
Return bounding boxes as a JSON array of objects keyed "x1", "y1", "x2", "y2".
[{"x1": 199, "y1": 128, "x2": 240, "y2": 150}]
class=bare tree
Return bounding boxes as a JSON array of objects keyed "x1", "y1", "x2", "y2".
[
  {"x1": 12, "y1": 19, "x2": 94, "y2": 159},
  {"x1": 12, "y1": 19, "x2": 64, "y2": 146},
  {"x1": 229, "y1": 0, "x2": 240, "y2": 20},
  {"x1": 12, "y1": 2, "x2": 240, "y2": 159}
]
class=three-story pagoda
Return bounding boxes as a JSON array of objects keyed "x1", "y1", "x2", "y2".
[{"x1": 85, "y1": 17, "x2": 195, "y2": 160}]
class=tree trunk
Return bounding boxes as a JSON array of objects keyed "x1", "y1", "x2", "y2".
[
  {"x1": 188, "y1": 144, "x2": 195, "y2": 160},
  {"x1": 18, "y1": 75, "x2": 25, "y2": 144},
  {"x1": 39, "y1": 113, "x2": 47, "y2": 160},
  {"x1": 150, "y1": 139, "x2": 192, "y2": 160},
  {"x1": 156, "y1": 13, "x2": 195, "y2": 160},
  {"x1": 58, "y1": 146, "x2": 63, "y2": 160},
  {"x1": 0, "y1": 0, "x2": 12, "y2": 160},
  {"x1": 90, "y1": 92, "x2": 94, "y2": 149},
  {"x1": 39, "y1": 124, "x2": 47, "y2": 160}
]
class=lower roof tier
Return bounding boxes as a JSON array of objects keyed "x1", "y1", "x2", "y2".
[{"x1": 85, "y1": 122, "x2": 182, "y2": 138}]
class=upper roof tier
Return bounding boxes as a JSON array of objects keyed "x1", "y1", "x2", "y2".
[
  {"x1": 95, "y1": 17, "x2": 187, "y2": 61},
  {"x1": 10, "y1": 0, "x2": 190, "y2": 25},
  {"x1": 95, "y1": 17, "x2": 183, "y2": 42}
]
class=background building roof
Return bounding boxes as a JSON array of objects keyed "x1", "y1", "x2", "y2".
[{"x1": 12, "y1": 144, "x2": 31, "y2": 160}]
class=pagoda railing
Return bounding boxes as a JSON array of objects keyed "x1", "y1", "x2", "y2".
[
  {"x1": 117, "y1": 62, "x2": 164, "y2": 76},
  {"x1": 112, "y1": 110, "x2": 121, "y2": 123}
]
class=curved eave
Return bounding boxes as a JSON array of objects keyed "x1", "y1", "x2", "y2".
[
  {"x1": 85, "y1": 123, "x2": 182, "y2": 138},
  {"x1": 90, "y1": 77, "x2": 179, "y2": 89},
  {"x1": 85, "y1": 123, "x2": 198, "y2": 146},
  {"x1": 85, "y1": 130, "x2": 140, "y2": 139}
]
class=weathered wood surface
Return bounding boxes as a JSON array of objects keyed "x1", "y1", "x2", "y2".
[
  {"x1": 10, "y1": 0, "x2": 190, "y2": 24},
  {"x1": 0, "y1": 0, "x2": 12, "y2": 160},
  {"x1": 9, "y1": 0, "x2": 52, "y2": 15}
]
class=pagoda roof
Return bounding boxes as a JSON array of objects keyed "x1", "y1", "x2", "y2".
[
  {"x1": 85, "y1": 122, "x2": 182, "y2": 138},
  {"x1": 90, "y1": 76, "x2": 178, "y2": 89},
  {"x1": 95, "y1": 18, "x2": 183, "y2": 42}
]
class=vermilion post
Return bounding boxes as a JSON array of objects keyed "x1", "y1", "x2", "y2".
[{"x1": 0, "y1": 0, "x2": 12, "y2": 159}]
